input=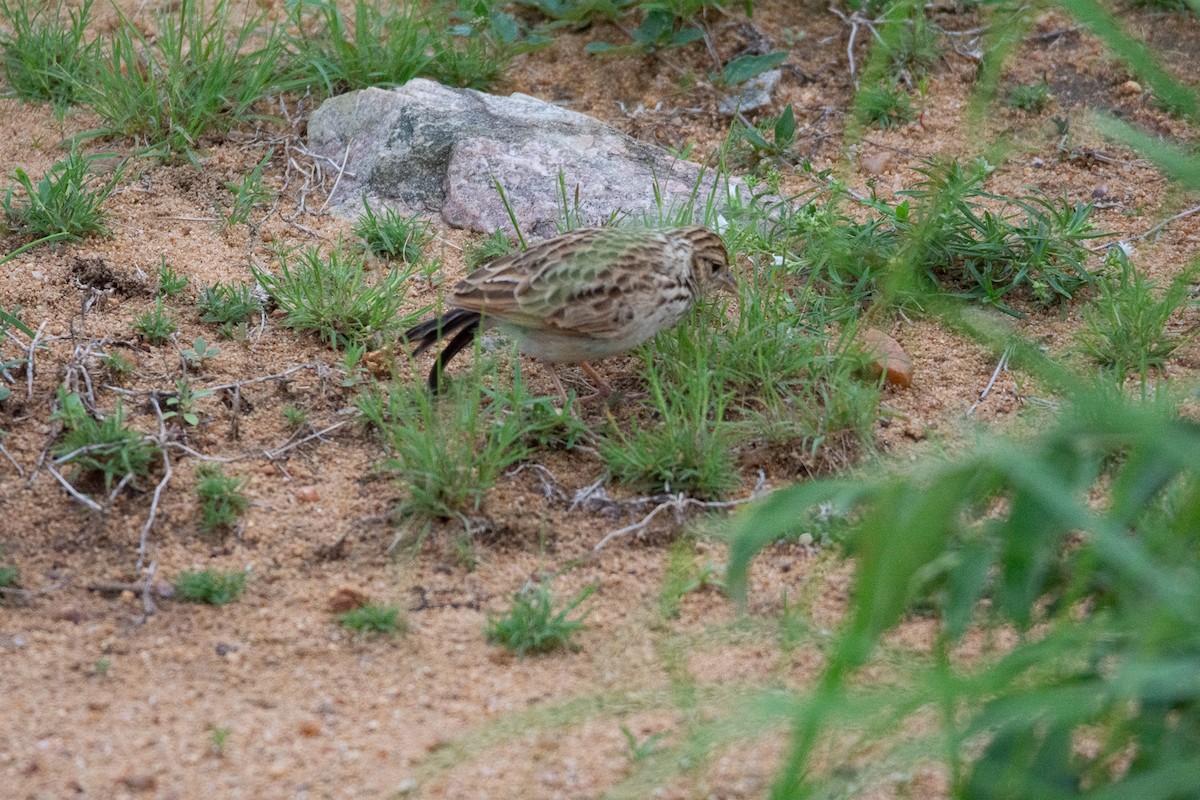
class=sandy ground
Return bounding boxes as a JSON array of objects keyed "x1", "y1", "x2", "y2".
[{"x1": 2, "y1": 1, "x2": 1199, "y2": 798}]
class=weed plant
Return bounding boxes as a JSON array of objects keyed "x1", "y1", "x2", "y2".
[
  {"x1": 338, "y1": 604, "x2": 405, "y2": 635},
  {"x1": 726, "y1": 389, "x2": 1200, "y2": 799},
  {"x1": 363, "y1": 375, "x2": 531, "y2": 521},
  {"x1": 0, "y1": 0, "x2": 95, "y2": 112},
  {"x1": 83, "y1": 0, "x2": 290, "y2": 159},
  {"x1": 132, "y1": 298, "x2": 178, "y2": 345},
  {"x1": 156, "y1": 259, "x2": 190, "y2": 297},
  {"x1": 51, "y1": 390, "x2": 157, "y2": 494},
  {"x1": 198, "y1": 282, "x2": 262, "y2": 327},
  {"x1": 354, "y1": 201, "x2": 431, "y2": 262},
  {"x1": 1006, "y1": 79, "x2": 1052, "y2": 112},
  {"x1": 1075, "y1": 249, "x2": 1196, "y2": 379},
  {"x1": 221, "y1": 150, "x2": 274, "y2": 229},
  {"x1": 287, "y1": 0, "x2": 430, "y2": 94},
  {"x1": 195, "y1": 465, "x2": 250, "y2": 533},
  {"x1": 485, "y1": 581, "x2": 595, "y2": 655},
  {"x1": 251, "y1": 245, "x2": 424, "y2": 348},
  {"x1": 175, "y1": 569, "x2": 246, "y2": 605},
  {"x1": 856, "y1": 82, "x2": 915, "y2": 129},
  {"x1": 3, "y1": 147, "x2": 121, "y2": 243}
]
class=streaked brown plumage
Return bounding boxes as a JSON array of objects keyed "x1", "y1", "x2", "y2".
[{"x1": 404, "y1": 225, "x2": 732, "y2": 397}]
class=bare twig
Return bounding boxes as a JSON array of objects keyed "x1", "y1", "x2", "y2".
[
  {"x1": 1125, "y1": 204, "x2": 1200, "y2": 245},
  {"x1": 0, "y1": 440, "x2": 24, "y2": 477},
  {"x1": 264, "y1": 419, "x2": 352, "y2": 460},
  {"x1": 25, "y1": 319, "x2": 47, "y2": 401},
  {"x1": 141, "y1": 560, "x2": 158, "y2": 616},
  {"x1": 137, "y1": 396, "x2": 173, "y2": 574},
  {"x1": 46, "y1": 463, "x2": 103, "y2": 512},
  {"x1": 315, "y1": 142, "x2": 352, "y2": 215},
  {"x1": 967, "y1": 346, "x2": 1011, "y2": 417},
  {"x1": 593, "y1": 488, "x2": 763, "y2": 552}
]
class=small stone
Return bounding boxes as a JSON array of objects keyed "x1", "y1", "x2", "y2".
[
  {"x1": 1118, "y1": 80, "x2": 1142, "y2": 96},
  {"x1": 295, "y1": 485, "x2": 320, "y2": 503},
  {"x1": 1031, "y1": 157, "x2": 1045, "y2": 168},
  {"x1": 327, "y1": 586, "x2": 370, "y2": 614},
  {"x1": 119, "y1": 590, "x2": 136, "y2": 604},
  {"x1": 1091, "y1": 185, "x2": 1108, "y2": 199},
  {"x1": 298, "y1": 719, "x2": 321, "y2": 738},
  {"x1": 798, "y1": 532, "x2": 814, "y2": 547},
  {"x1": 859, "y1": 328, "x2": 914, "y2": 388},
  {"x1": 718, "y1": 69, "x2": 782, "y2": 116},
  {"x1": 862, "y1": 151, "x2": 892, "y2": 176},
  {"x1": 393, "y1": 779, "x2": 419, "y2": 795},
  {"x1": 117, "y1": 772, "x2": 157, "y2": 792}
]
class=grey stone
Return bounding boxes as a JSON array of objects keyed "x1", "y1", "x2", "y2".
[
  {"x1": 307, "y1": 79, "x2": 739, "y2": 239},
  {"x1": 717, "y1": 69, "x2": 781, "y2": 116}
]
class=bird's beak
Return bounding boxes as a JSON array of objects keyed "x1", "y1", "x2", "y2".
[{"x1": 718, "y1": 271, "x2": 737, "y2": 290}]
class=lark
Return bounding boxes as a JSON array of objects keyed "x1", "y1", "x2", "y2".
[{"x1": 404, "y1": 225, "x2": 732, "y2": 399}]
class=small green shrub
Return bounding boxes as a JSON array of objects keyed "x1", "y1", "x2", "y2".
[
  {"x1": 3, "y1": 147, "x2": 121, "y2": 243},
  {"x1": 338, "y1": 604, "x2": 404, "y2": 635},
  {"x1": 856, "y1": 83, "x2": 915, "y2": 129},
  {"x1": 1075, "y1": 250, "x2": 1195, "y2": 378},
  {"x1": 195, "y1": 465, "x2": 250, "y2": 534},
  {"x1": 0, "y1": 0, "x2": 96, "y2": 111},
  {"x1": 1006, "y1": 79, "x2": 1052, "y2": 112},
  {"x1": 221, "y1": 150, "x2": 274, "y2": 229},
  {"x1": 156, "y1": 259, "x2": 190, "y2": 297},
  {"x1": 198, "y1": 282, "x2": 263, "y2": 327},
  {"x1": 485, "y1": 581, "x2": 594, "y2": 655},
  {"x1": 132, "y1": 298, "x2": 178, "y2": 345},
  {"x1": 175, "y1": 569, "x2": 246, "y2": 605},
  {"x1": 354, "y1": 201, "x2": 431, "y2": 262},
  {"x1": 51, "y1": 389, "x2": 158, "y2": 494},
  {"x1": 251, "y1": 246, "x2": 424, "y2": 348}
]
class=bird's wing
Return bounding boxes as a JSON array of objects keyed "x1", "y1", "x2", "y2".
[{"x1": 451, "y1": 229, "x2": 666, "y2": 337}]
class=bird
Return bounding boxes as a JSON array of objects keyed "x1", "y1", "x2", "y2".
[{"x1": 403, "y1": 225, "x2": 732, "y2": 400}]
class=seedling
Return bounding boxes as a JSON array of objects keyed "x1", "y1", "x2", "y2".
[
  {"x1": 181, "y1": 337, "x2": 220, "y2": 370},
  {"x1": 132, "y1": 298, "x2": 178, "y2": 345},
  {"x1": 195, "y1": 464, "x2": 249, "y2": 533},
  {"x1": 175, "y1": 569, "x2": 246, "y2": 605},
  {"x1": 485, "y1": 581, "x2": 594, "y2": 656},
  {"x1": 338, "y1": 604, "x2": 404, "y2": 635},
  {"x1": 157, "y1": 258, "x2": 190, "y2": 297}
]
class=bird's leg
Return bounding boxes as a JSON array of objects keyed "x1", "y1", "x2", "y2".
[{"x1": 578, "y1": 362, "x2": 615, "y2": 401}]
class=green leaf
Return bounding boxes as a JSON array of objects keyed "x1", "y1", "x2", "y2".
[
  {"x1": 720, "y1": 50, "x2": 787, "y2": 86},
  {"x1": 774, "y1": 104, "x2": 796, "y2": 146}
]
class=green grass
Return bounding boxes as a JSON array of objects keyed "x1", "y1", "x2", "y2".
[
  {"x1": 132, "y1": 298, "x2": 178, "y2": 345},
  {"x1": 464, "y1": 229, "x2": 517, "y2": 269},
  {"x1": 51, "y1": 389, "x2": 158, "y2": 495},
  {"x1": 360, "y1": 375, "x2": 531, "y2": 521},
  {"x1": 251, "y1": 245, "x2": 424, "y2": 349},
  {"x1": 198, "y1": 282, "x2": 263, "y2": 327},
  {"x1": 82, "y1": 0, "x2": 291, "y2": 159},
  {"x1": 0, "y1": 0, "x2": 96, "y2": 112},
  {"x1": 1075, "y1": 249, "x2": 1196, "y2": 379},
  {"x1": 0, "y1": 552, "x2": 18, "y2": 589},
  {"x1": 156, "y1": 259, "x2": 190, "y2": 297},
  {"x1": 725, "y1": 389, "x2": 1200, "y2": 799},
  {"x1": 287, "y1": 0, "x2": 430, "y2": 94},
  {"x1": 856, "y1": 82, "x2": 916, "y2": 129},
  {"x1": 354, "y1": 201, "x2": 431, "y2": 262},
  {"x1": 485, "y1": 581, "x2": 594, "y2": 656},
  {"x1": 338, "y1": 604, "x2": 405, "y2": 635},
  {"x1": 174, "y1": 569, "x2": 246, "y2": 605},
  {"x1": 3, "y1": 146, "x2": 121, "y2": 243},
  {"x1": 221, "y1": 150, "x2": 274, "y2": 229},
  {"x1": 1006, "y1": 79, "x2": 1052, "y2": 112},
  {"x1": 195, "y1": 465, "x2": 250, "y2": 534}
]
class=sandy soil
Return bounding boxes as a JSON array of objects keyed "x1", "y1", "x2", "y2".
[{"x1": 2, "y1": 1, "x2": 1199, "y2": 798}]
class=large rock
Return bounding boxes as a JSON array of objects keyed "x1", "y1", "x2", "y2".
[{"x1": 306, "y1": 79, "x2": 738, "y2": 238}]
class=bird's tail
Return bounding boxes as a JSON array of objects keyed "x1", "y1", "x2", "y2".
[{"x1": 402, "y1": 308, "x2": 482, "y2": 391}]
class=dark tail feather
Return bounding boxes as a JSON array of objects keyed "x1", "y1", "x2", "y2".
[
  {"x1": 429, "y1": 317, "x2": 481, "y2": 392},
  {"x1": 403, "y1": 308, "x2": 479, "y2": 357}
]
